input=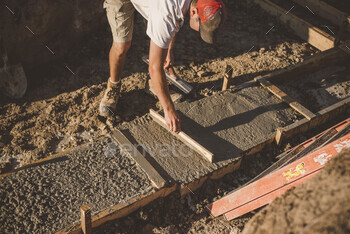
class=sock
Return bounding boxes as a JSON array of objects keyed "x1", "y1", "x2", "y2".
[{"x1": 109, "y1": 78, "x2": 121, "y2": 85}]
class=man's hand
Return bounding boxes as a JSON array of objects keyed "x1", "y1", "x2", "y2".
[
  {"x1": 149, "y1": 40, "x2": 181, "y2": 132},
  {"x1": 164, "y1": 50, "x2": 174, "y2": 70},
  {"x1": 164, "y1": 108, "x2": 181, "y2": 133}
]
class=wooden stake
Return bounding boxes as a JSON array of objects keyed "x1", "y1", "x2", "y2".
[
  {"x1": 149, "y1": 109, "x2": 214, "y2": 162},
  {"x1": 222, "y1": 65, "x2": 233, "y2": 91},
  {"x1": 256, "y1": 77, "x2": 316, "y2": 120},
  {"x1": 80, "y1": 205, "x2": 92, "y2": 234},
  {"x1": 275, "y1": 127, "x2": 284, "y2": 145}
]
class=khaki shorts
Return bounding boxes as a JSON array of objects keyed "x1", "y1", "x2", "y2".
[{"x1": 103, "y1": 0, "x2": 135, "y2": 43}]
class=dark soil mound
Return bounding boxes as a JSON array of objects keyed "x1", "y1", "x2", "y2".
[{"x1": 242, "y1": 149, "x2": 350, "y2": 234}]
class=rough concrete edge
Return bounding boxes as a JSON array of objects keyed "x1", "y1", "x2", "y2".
[
  {"x1": 0, "y1": 147, "x2": 75, "y2": 179},
  {"x1": 0, "y1": 136, "x2": 108, "y2": 179},
  {"x1": 56, "y1": 184, "x2": 178, "y2": 234}
]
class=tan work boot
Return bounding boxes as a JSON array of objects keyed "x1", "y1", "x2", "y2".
[{"x1": 99, "y1": 78, "x2": 121, "y2": 117}]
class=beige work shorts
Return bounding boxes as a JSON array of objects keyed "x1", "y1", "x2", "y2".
[{"x1": 103, "y1": 0, "x2": 135, "y2": 43}]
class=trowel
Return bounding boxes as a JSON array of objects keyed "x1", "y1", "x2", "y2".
[{"x1": 142, "y1": 55, "x2": 193, "y2": 94}]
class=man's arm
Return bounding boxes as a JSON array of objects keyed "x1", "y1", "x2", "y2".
[
  {"x1": 164, "y1": 35, "x2": 176, "y2": 70},
  {"x1": 149, "y1": 40, "x2": 181, "y2": 132}
]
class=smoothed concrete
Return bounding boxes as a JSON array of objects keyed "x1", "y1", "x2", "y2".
[{"x1": 125, "y1": 86, "x2": 296, "y2": 184}]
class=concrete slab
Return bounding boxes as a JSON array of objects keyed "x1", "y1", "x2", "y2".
[
  {"x1": 0, "y1": 137, "x2": 154, "y2": 233},
  {"x1": 125, "y1": 86, "x2": 296, "y2": 184}
]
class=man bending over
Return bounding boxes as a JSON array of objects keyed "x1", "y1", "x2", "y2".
[{"x1": 99, "y1": 0, "x2": 226, "y2": 132}]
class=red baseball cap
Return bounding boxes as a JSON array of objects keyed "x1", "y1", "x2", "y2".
[{"x1": 197, "y1": 0, "x2": 227, "y2": 44}]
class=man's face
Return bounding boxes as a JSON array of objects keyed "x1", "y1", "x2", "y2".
[{"x1": 189, "y1": 5, "x2": 200, "y2": 31}]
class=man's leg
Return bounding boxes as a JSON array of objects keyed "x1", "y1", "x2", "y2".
[
  {"x1": 99, "y1": 42, "x2": 131, "y2": 117},
  {"x1": 100, "y1": 0, "x2": 134, "y2": 117},
  {"x1": 109, "y1": 41, "x2": 131, "y2": 83}
]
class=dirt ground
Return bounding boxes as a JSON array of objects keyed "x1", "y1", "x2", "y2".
[
  {"x1": 242, "y1": 149, "x2": 350, "y2": 234},
  {"x1": 1, "y1": 0, "x2": 349, "y2": 233},
  {"x1": 0, "y1": 0, "x2": 317, "y2": 172}
]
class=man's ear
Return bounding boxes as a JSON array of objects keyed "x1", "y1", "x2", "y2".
[{"x1": 190, "y1": 6, "x2": 198, "y2": 17}]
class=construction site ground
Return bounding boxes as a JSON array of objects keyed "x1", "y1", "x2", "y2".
[
  {"x1": 0, "y1": 1, "x2": 318, "y2": 170},
  {"x1": 94, "y1": 122, "x2": 350, "y2": 234},
  {"x1": 1, "y1": 0, "x2": 350, "y2": 233}
]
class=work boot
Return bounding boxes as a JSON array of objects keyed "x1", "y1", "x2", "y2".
[{"x1": 99, "y1": 78, "x2": 121, "y2": 117}]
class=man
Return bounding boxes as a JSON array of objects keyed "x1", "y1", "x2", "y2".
[{"x1": 99, "y1": 0, "x2": 226, "y2": 132}]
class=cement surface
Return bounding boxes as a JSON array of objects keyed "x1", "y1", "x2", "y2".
[
  {"x1": 278, "y1": 66, "x2": 350, "y2": 113},
  {"x1": 125, "y1": 86, "x2": 296, "y2": 184},
  {"x1": 0, "y1": 137, "x2": 153, "y2": 233}
]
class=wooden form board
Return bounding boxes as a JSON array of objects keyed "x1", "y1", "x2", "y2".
[
  {"x1": 149, "y1": 109, "x2": 214, "y2": 162},
  {"x1": 276, "y1": 96, "x2": 350, "y2": 144},
  {"x1": 292, "y1": 0, "x2": 350, "y2": 32},
  {"x1": 252, "y1": 42, "x2": 350, "y2": 144},
  {"x1": 80, "y1": 205, "x2": 92, "y2": 234},
  {"x1": 0, "y1": 147, "x2": 75, "y2": 179},
  {"x1": 57, "y1": 184, "x2": 178, "y2": 234},
  {"x1": 225, "y1": 172, "x2": 316, "y2": 220},
  {"x1": 206, "y1": 133, "x2": 350, "y2": 219},
  {"x1": 254, "y1": 0, "x2": 335, "y2": 51},
  {"x1": 265, "y1": 42, "x2": 350, "y2": 84},
  {"x1": 250, "y1": 119, "x2": 349, "y2": 185},
  {"x1": 255, "y1": 77, "x2": 316, "y2": 120},
  {"x1": 111, "y1": 129, "x2": 166, "y2": 189}
]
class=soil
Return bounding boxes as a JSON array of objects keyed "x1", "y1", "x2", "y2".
[
  {"x1": 271, "y1": 0, "x2": 350, "y2": 39},
  {"x1": 125, "y1": 86, "x2": 297, "y2": 184},
  {"x1": 277, "y1": 65, "x2": 350, "y2": 113},
  {"x1": 0, "y1": 137, "x2": 153, "y2": 233},
  {"x1": 2, "y1": 0, "x2": 347, "y2": 232},
  {"x1": 242, "y1": 149, "x2": 350, "y2": 234},
  {"x1": 0, "y1": 0, "x2": 317, "y2": 172},
  {"x1": 323, "y1": 0, "x2": 350, "y2": 14}
]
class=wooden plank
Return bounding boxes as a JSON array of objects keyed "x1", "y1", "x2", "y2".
[
  {"x1": 263, "y1": 43, "x2": 350, "y2": 83},
  {"x1": 292, "y1": 0, "x2": 350, "y2": 32},
  {"x1": 206, "y1": 133, "x2": 350, "y2": 217},
  {"x1": 224, "y1": 171, "x2": 317, "y2": 220},
  {"x1": 256, "y1": 77, "x2": 316, "y2": 120},
  {"x1": 251, "y1": 119, "x2": 349, "y2": 183},
  {"x1": 224, "y1": 119, "x2": 348, "y2": 221},
  {"x1": 254, "y1": 0, "x2": 336, "y2": 51},
  {"x1": 111, "y1": 129, "x2": 166, "y2": 189},
  {"x1": 57, "y1": 185, "x2": 178, "y2": 234},
  {"x1": 0, "y1": 147, "x2": 75, "y2": 179},
  {"x1": 149, "y1": 109, "x2": 214, "y2": 162},
  {"x1": 80, "y1": 205, "x2": 92, "y2": 234},
  {"x1": 276, "y1": 96, "x2": 350, "y2": 144},
  {"x1": 222, "y1": 65, "x2": 233, "y2": 91}
]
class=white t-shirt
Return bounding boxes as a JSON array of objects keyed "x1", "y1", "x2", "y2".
[{"x1": 130, "y1": 0, "x2": 191, "y2": 49}]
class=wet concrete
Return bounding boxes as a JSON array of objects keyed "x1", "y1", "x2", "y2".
[
  {"x1": 0, "y1": 137, "x2": 153, "y2": 233},
  {"x1": 125, "y1": 86, "x2": 296, "y2": 184}
]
